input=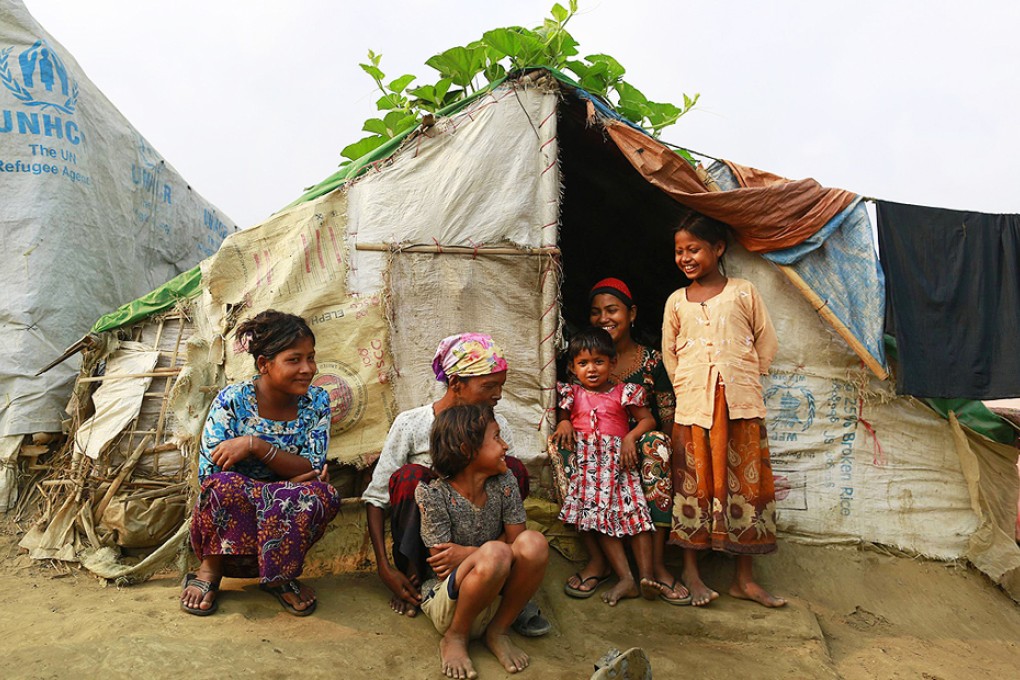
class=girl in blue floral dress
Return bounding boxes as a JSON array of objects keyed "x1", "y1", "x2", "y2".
[{"x1": 180, "y1": 310, "x2": 341, "y2": 617}]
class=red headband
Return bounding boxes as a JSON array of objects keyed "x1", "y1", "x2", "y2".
[{"x1": 589, "y1": 277, "x2": 633, "y2": 307}]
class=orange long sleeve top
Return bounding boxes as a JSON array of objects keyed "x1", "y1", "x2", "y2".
[{"x1": 661, "y1": 278, "x2": 778, "y2": 428}]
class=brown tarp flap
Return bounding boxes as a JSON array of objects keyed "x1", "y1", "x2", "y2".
[{"x1": 602, "y1": 118, "x2": 857, "y2": 252}]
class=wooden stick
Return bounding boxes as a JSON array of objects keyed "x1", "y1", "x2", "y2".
[
  {"x1": 93, "y1": 435, "x2": 151, "y2": 521},
  {"x1": 356, "y1": 243, "x2": 560, "y2": 256}
]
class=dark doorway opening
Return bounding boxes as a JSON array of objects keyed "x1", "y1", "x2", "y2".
[{"x1": 557, "y1": 98, "x2": 692, "y2": 348}]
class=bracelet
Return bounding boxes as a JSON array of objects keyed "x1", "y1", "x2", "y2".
[
  {"x1": 261, "y1": 445, "x2": 278, "y2": 464},
  {"x1": 248, "y1": 435, "x2": 253, "y2": 456}
]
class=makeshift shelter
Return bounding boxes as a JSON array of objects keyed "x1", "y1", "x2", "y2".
[
  {"x1": 0, "y1": 0, "x2": 235, "y2": 511},
  {"x1": 21, "y1": 69, "x2": 1020, "y2": 596}
]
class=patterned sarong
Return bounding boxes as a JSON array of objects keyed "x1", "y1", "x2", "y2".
[
  {"x1": 670, "y1": 381, "x2": 777, "y2": 555},
  {"x1": 190, "y1": 471, "x2": 342, "y2": 582}
]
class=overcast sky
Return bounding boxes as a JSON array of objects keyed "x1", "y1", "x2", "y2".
[{"x1": 22, "y1": 0, "x2": 1020, "y2": 229}]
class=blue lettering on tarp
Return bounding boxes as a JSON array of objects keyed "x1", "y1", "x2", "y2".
[
  {"x1": 0, "y1": 109, "x2": 83, "y2": 145},
  {"x1": 17, "y1": 111, "x2": 38, "y2": 134},
  {"x1": 204, "y1": 209, "x2": 228, "y2": 240},
  {"x1": 163, "y1": 184, "x2": 172, "y2": 205}
]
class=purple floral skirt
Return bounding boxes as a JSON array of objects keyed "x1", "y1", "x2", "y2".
[{"x1": 190, "y1": 471, "x2": 341, "y2": 582}]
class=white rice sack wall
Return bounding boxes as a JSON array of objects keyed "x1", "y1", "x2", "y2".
[
  {"x1": 727, "y1": 244, "x2": 979, "y2": 559},
  {"x1": 345, "y1": 83, "x2": 559, "y2": 294},
  {"x1": 0, "y1": 0, "x2": 234, "y2": 436}
]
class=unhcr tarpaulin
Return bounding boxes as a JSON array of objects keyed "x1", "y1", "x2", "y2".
[{"x1": 0, "y1": 0, "x2": 234, "y2": 436}]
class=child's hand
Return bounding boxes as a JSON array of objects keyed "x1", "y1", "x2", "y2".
[
  {"x1": 621, "y1": 436, "x2": 639, "y2": 469},
  {"x1": 427, "y1": 543, "x2": 476, "y2": 580},
  {"x1": 551, "y1": 421, "x2": 575, "y2": 450}
]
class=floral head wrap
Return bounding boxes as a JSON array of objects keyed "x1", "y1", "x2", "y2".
[{"x1": 431, "y1": 333, "x2": 509, "y2": 383}]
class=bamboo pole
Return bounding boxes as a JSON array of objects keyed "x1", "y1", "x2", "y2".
[
  {"x1": 356, "y1": 243, "x2": 560, "y2": 256},
  {"x1": 78, "y1": 370, "x2": 181, "y2": 383},
  {"x1": 775, "y1": 264, "x2": 889, "y2": 380}
]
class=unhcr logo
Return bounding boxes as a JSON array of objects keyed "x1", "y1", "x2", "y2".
[{"x1": 0, "y1": 40, "x2": 82, "y2": 145}]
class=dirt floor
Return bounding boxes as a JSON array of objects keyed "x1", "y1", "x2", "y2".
[{"x1": 2, "y1": 522, "x2": 1020, "y2": 680}]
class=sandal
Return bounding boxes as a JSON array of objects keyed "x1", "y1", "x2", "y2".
[
  {"x1": 180, "y1": 572, "x2": 220, "y2": 616},
  {"x1": 658, "y1": 579, "x2": 692, "y2": 606},
  {"x1": 260, "y1": 579, "x2": 317, "y2": 616},
  {"x1": 511, "y1": 600, "x2": 552, "y2": 637},
  {"x1": 564, "y1": 571, "x2": 613, "y2": 599}
]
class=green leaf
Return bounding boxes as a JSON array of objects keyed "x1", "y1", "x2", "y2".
[
  {"x1": 565, "y1": 59, "x2": 589, "y2": 78},
  {"x1": 388, "y1": 74, "x2": 416, "y2": 94},
  {"x1": 435, "y1": 78, "x2": 453, "y2": 102},
  {"x1": 551, "y1": 3, "x2": 569, "y2": 23},
  {"x1": 408, "y1": 84, "x2": 437, "y2": 105},
  {"x1": 483, "y1": 61, "x2": 507, "y2": 83},
  {"x1": 341, "y1": 134, "x2": 387, "y2": 161},
  {"x1": 425, "y1": 46, "x2": 487, "y2": 87},
  {"x1": 359, "y1": 63, "x2": 385, "y2": 82},
  {"x1": 586, "y1": 54, "x2": 625, "y2": 81},
  {"x1": 375, "y1": 93, "x2": 405, "y2": 111},
  {"x1": 362, "y1": 118, "x2": 389, "y2": 136},
  {"x1": 615, "y1": 80, "x2": 647, "y2": 105},
  {"x1": 483, "y1": 27, "x2": 545, "y2": 63},
  {"x1": 384, "y1": 110, "x2": 418, "y2": 135},
  {"x1": 547, "y1": 28, "x2": 579, "y2": 60},
  {"x1": 569, "y1": 0, "x2": 578, "y2": 13}
]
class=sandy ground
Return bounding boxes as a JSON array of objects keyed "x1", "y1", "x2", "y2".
[{"x1": 2, "y1": 524, "x2": 1020, "y2": 680}]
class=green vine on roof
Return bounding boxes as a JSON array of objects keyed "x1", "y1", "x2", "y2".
[{"x1": 340, "y1": 1, "x2": 699, "y2": 165}]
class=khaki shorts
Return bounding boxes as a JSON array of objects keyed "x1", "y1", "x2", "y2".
[{"x1": 421, "y1": 569, "x2": 502, "y2": 639}]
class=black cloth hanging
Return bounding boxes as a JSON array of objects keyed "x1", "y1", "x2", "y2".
[{"x1": 876, "y1": 200, "x2": 1020, "y2": 399}]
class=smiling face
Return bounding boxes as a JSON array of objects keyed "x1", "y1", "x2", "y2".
[
  {"x1": 257, "y1": 335, "x2": 317, "y2": 397},
  {"x1": 471, "y1": 418, "x2": 510, "y2": 476},
  {"x1": 570, "y1": 349, "x2": 614, "y2": 391},
  {"x1": 674, "y1": 229, "x2": 726, "y2": 282},
  {"x1": 589, "y1": 293, "x2": 636, "y2": 345},
  {"x1": 451, "y1": 370, "x2": 507, "y2": 407}
]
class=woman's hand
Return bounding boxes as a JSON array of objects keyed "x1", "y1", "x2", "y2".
[
  {"x1": 426, "y1": 543, "x2": 476, "y2": 580},
  {"x1": 551, "y1": 420, "x2": 576, "y2": 450},
  {"x1": 621, "y1": 435, "x2": 638, "y2": 469},
  {"x1": 208, "y1": 436, "x2": 254, "y2": 471}
]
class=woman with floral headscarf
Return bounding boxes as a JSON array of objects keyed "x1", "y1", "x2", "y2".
[{"x1": 363, "y1": 333, "x2": 546, "y2": 634}]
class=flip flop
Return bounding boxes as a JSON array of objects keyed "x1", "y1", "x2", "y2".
[
  {"x1": 564, "y1": 571, "x2": 613, "y2": 599},
  {"x1": 658, "y1": 579, "x2": 693, "y2": 606},
  {"x1": 180, "y1": 572, "x2": 219, "y2": 616},
  {"x1": 512, "y1": 600, "x2": 552, "y2": 637},
  {"x1": 260, "y1": 580, "x2": 317, "y2": 616}
]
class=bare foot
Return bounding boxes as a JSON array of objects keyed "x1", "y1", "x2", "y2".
[
  {"x1": 485, "y1": 629, "x2": 530, "y2": 673},
  {"x1": 639, "y1": 577, "x2": 660, "y2": 600},
  {"x1": 390, "y1": 595, "x2": 418, "y2": 617},
  {"x1": 601, "y1": 577, "x2": 639, "y2": 606},
  {"x1": 729, "y1": 581, "x2": 786, "y2": 608},
  {"x1": 439, "y1": 631, "x2": 477, "y2": 679},
  {"x1": 180, "y1": 569, "x2": 220, "y2": 613},
  {"x1": 683, "y1": 574, "x2": 719, "y2": 607}
]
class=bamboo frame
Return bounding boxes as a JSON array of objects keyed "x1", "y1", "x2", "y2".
[{"x1": 356, "y1": 243, "x2": 560, "y2": 256}]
